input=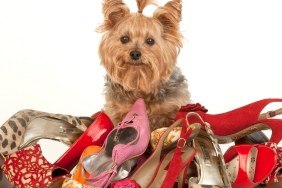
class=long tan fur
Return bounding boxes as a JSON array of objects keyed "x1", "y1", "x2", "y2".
[{"x1": 98, "y1": 0, "x2": 189, "y2": 130}]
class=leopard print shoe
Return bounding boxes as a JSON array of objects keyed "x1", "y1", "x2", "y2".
[{"x1": 0, "y1": 109, "x2": 93, "y2": 155}]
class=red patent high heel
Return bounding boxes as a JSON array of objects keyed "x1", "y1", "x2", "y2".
[
  {"x1": 224, "y1": 143, "x2": 277, "y2": 188},
  {"x1": 176, "y1": 98, "x2": 282, "y2": 144},
  {"x1": 54, "y1": 111, "x2": 113, "y2": 171}
]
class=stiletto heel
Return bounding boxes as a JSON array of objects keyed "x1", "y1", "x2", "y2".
[
  {"x1": 0, "y1": 109, "x2": 93, "y2": 155},
  {"x1": 176, "y1": 98, "x2": 282, "y2": 144}
]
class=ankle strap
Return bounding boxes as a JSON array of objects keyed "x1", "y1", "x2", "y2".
[{"x1": 259, "y1": 108, "x2": 282, "y2": 120}]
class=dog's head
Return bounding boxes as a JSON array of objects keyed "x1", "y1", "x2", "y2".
[{"x1": 98, "y1": 0, "x2": 182, "y2": 94}]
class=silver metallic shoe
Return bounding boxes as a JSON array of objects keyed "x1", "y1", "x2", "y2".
[{"x1": 0, "y1": 109, "x2": 93, "y2": 155}]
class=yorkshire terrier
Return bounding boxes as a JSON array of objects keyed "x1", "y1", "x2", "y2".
[{"x1": 98, "y1": 0, "x2": 190, "y2": 131}]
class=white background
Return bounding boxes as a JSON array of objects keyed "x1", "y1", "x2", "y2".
[{"x1": 0, "y1": 0, "x2": 282, "y2": 162}]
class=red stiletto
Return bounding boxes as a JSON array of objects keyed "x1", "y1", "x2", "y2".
[
  {"x1": 176, "y1": 98, "x2": 282, "y2": 144},
  {"x1": 54, "y1": 111, "x2": 113, "y2": 171}
]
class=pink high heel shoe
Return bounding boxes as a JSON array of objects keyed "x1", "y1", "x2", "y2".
[
  {"x1": 176, "y1": 98, "x2": 282, "y2": 144},
  {"x1": 83, "y1": 98, "x2": 150, "y2": 188}
]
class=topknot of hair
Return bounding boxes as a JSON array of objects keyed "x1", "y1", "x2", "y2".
[{"x1": 136, "y1": 0, "x2": 154, "y2": 13}]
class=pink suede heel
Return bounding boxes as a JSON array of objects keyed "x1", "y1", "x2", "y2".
[{"x1": 84, "y1": 98, "x2": 150, "y2": 188}]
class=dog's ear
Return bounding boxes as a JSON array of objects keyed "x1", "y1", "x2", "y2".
[
  {"x1": 97, "y1": 0, "x2": 130, "y2": 32},
  {"x1": 153, "y1": 0, "x2": 182, "y2": 45}
]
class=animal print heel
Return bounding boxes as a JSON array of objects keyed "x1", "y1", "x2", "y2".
[{"x1": 0, "y1": 109, "x2": 93, "y2": 155}]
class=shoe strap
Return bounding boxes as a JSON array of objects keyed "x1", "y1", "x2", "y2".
[
  {"x1": 258, "y1": 108, "x2": 282, "y2": 120},
  {"x1": 160, "y1": 117, "x2": 196, "y2": 188},
  {"x1": 86, "y1": 163, "x2": 118, "y2": 188},
  {"x1": 186, "y1": 112, "x2": 232, "y2": 187}
]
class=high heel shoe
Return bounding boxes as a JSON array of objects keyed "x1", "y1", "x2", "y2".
[
  {"x1": 0, "y1": 109, "x2": 93, "y2": 155},
  {"x1": 150, "y1": 122, "x2": 200, "y2": 154},
  {"x1": 1, "y1": 111, "x2": 113, "y2": 188},
  {"x1": 151, "y1": 120, "x2": 199, "y2": 188},
  {"x1": 72, "y1": 145, "x2": 102, "y2": 184},
  {"x1": 82, "y1": 98, "x2": 150, "y2": 188},
  {"x1": 54, "y1": 111, "x2": 113, "y2": 171},
  {"x1": 1, "y1": 144, "x2": 71, "y2": 188},
  {"x1": 176, "y1": 98, "x2": 282, "y2": 144},
  {"x1": 257, "y1": 142, "x2": 282, "y2": 185},
  {"x1": 130, "y1": 119, "x2": 200, "y2": 188},
  {"x1": 72, "y1": 145, "x2": 137, "y2": 184},
  {"x1": 187, "y1": 112, "x2": 231, "y2": 188},
  {"x1": 224, "y1": 143, "x2": 277, "y2": 188}
]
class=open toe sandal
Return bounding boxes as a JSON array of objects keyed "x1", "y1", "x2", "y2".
[
  {"x1": 187, "y1": 112, "x2": 231, "y2": 188},
  {"x1": 224, "y1": 143, "x2": 277, "y2": 188}
]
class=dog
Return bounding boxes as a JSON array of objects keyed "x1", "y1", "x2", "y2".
[{"x1": 98, "y1": 0, "x2": 190, "y2": 131}]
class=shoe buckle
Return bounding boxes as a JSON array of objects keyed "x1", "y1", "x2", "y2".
[
  {"x1": 177, "y1": 138, "x2": 186, "y2": 148},
  {"x1": 268, "y1": 110, "x2": 277, "y2": 118}
]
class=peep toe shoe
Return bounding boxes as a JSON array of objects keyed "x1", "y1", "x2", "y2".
[
  {"x1": 224, "y1": 143, "x2": 277, "y2": 188},
  {"x1": 0, "y1": 109, "x2": 93, "y2": 155},
  {"x1": 81, "y1": 98, "x2": 150, "y2": 188},
  {"x1": 176, "y1": 98, "x2": 282, "y2": 144}
]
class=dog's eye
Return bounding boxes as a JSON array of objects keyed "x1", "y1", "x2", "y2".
[
  {"x1": 120, "y1": 36, "x2": 130, "y2": 44},
  {"x1": 146, "y1": 38, "x2": 155, "y2": 46}
]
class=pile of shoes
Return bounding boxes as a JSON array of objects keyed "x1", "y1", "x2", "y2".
[{"x1": 1, "y1": 98, "x2": 282, "y2": 188}]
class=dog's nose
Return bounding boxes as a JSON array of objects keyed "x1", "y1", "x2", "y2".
[{"x1": 130, "y1": 50, "x2": 142, "y2": 60}]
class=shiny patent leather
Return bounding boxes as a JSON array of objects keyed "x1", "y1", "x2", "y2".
[
  {"x1": 224, "y1": 144, "x2": 277, "y2": 188},
  {"x1": 54, "y1": 112, "x2": 113, "y2": 171},
  {"x1": 176, "y1": 98, "x2": 282, "y2": 144}
]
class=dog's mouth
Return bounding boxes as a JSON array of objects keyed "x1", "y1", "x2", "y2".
[{"x1": 124, "y1": 61, "x2": 145, "y2": 66}]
